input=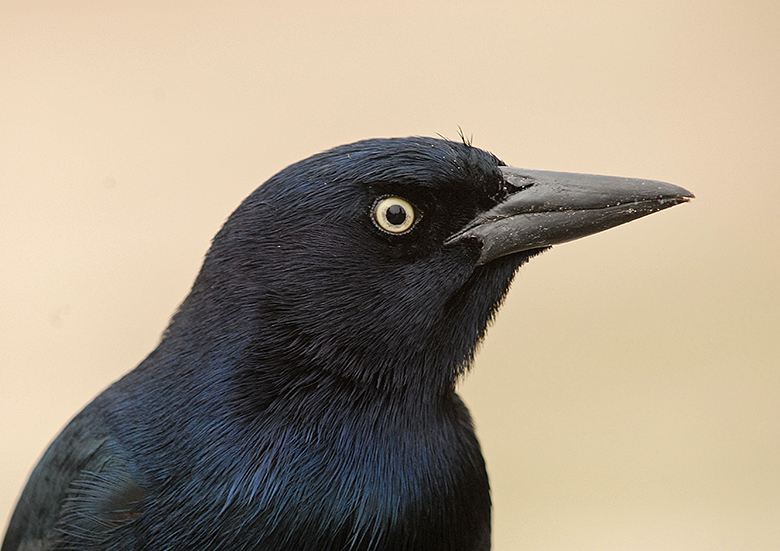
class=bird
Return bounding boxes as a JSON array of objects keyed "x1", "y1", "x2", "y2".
[{"x1": 2, "y1": 136, "x2": 692, "y2": 551}]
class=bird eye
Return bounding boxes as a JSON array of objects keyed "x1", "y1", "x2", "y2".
[{"x1": 372, "y1": 197, "x2": 416, "y2": 234}]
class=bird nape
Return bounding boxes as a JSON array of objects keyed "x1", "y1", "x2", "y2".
[{"x1": 2, "y1": 137, "x2": 692, "y2": 551}]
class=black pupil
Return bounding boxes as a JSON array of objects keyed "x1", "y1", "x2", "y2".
[{"x1": 386, "y1": 204, "x2": 407, "y2": 226}]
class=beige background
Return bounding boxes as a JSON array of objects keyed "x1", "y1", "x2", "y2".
[{"x1": 1, "y1": 1, "x2": 778, "y2": 549}]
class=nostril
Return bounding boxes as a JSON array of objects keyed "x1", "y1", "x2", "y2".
[{"x1": 505, "y1": 179, "x2": 535, "y2": 194}]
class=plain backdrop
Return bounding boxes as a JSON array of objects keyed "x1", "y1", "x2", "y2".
[{"x1": 1, "y1": 1, "x2": 778, "y2": 549}]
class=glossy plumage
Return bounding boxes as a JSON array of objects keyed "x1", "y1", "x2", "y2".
[{"x1": 2, "y1": 137, "x2": 691, "y2": 551}]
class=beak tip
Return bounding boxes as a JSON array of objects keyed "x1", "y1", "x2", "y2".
[{"x1": 673, "y1": 185, "x2": 695, "y2": 200}]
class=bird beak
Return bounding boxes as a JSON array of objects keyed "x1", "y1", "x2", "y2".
[{"x1": 446, "y1": 167, "x2": 694, "y2": 266}]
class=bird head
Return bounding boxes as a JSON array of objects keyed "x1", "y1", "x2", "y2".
[{"x1": 174, "y1": 137, "x2": 692, "y2": 399}]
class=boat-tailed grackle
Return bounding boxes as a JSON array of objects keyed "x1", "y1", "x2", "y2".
[{"x1": 2, "y1": 137, "x2": 692, "y2": 551}]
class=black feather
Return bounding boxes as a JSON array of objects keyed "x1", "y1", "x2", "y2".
[{"x1": 3, "y1": 136, "x2": 691, "y2": 551}]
